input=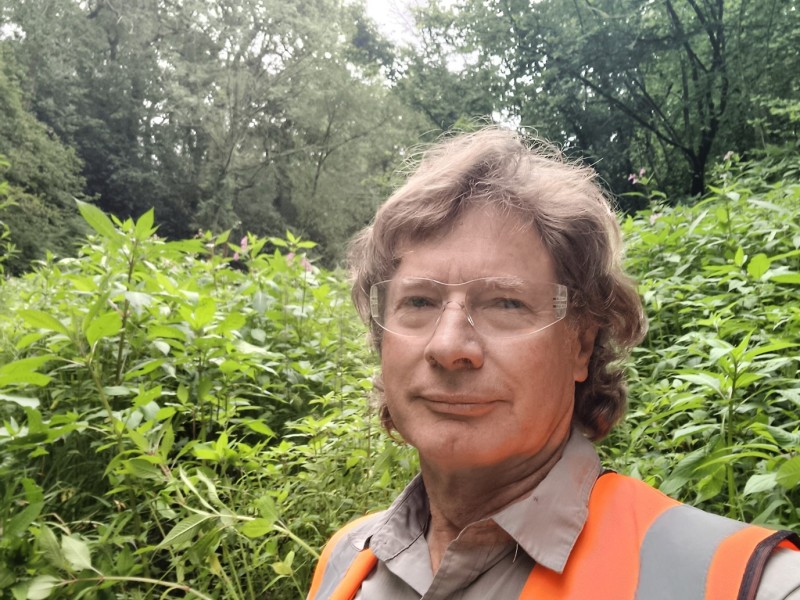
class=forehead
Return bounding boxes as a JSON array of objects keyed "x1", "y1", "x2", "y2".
[{"x1": 392, "y1": 208, "x2": 556, "y2": 283}]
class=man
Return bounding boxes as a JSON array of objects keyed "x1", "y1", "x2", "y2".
[{"x1": 307, "y1": 128, "x2": 800, "y2": 599}]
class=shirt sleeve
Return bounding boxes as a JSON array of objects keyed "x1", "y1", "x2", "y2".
[{"x1": 755, "y1": 548, "x2": 800, "y2": 600}]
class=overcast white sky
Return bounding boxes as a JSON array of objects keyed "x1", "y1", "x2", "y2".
[{"x1": 364, "y1": 0, "x2": 421, "y2": 44}]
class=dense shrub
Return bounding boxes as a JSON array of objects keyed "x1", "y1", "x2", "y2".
[
  {"x1": 0, "y1": 146, "x2": 798, "y2": 598},
  {"x1": 0, "y1": 206, "x2": 415, "y2": 599},
  {"x1": 601, "y1": 146, "x2": 800, "y2": 528}
]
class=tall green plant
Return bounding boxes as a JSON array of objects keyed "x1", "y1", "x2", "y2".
[
  {"x1": 0, "y1": 203, "x2": 414, "y2": 599},
  {"x1": 603, "y1": 145, "x2": 800, "y2": 528}
]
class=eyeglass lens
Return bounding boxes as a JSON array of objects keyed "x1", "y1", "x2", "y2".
[{"x1": 370, "y1": 277, "x2": 568, "y2": 338}]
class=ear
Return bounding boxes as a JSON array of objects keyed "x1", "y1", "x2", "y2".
[{"x1": 572, "y1": 324, "x2": 598, "y2": 383}]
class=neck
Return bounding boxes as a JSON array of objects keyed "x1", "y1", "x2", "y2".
[{"x1": 422, "y1": 437, "x2": 568, "y2": 573}]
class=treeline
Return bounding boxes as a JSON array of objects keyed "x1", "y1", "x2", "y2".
[{"x1": 1, "y1": 0, "x2": 798, "y2": 272}]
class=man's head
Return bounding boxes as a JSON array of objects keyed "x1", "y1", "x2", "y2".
[{"x1": 349, "y1": 127, "x2": 647, "y2": 441}]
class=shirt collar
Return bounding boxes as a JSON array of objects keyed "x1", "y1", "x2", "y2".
[
  {"x1": 355, "y1": 430, "x2": 601, "y2": 574},
  {"x1": 491, "y1": 431, "x2": 601, "y2": 572}
]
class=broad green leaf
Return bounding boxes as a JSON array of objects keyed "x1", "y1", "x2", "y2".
[
  {"x1": 24, "y1": 574, "x2": 61, "y2": 599},
  {"x1": 0, "y1": 356, "x2": 55, "y2": 377},
  {"x1": 103, "y1": 386, "x2": 134, "y2": 396},
  {"x1": 246, "y1": 420, "x2": 275, "y2": 438},
  {"x1": 124, "y1": 291, "x2": 154, "y2": 312},
  {"x1": 132, "y1": 385, "x2": 163, "y2": 408},
  {"x1": 85, "y1": 311, "x2": 123, "y2": 346},
  {"x1": 36, "y1": 526, "x2": 66, "y2": 571},
  {"x1": 0, "y1": 394, "x2": 39, "y2": 408},
  {"x1": 194, "y1": 469, "x2": 223, "y2": 509},
  {"x1": 18, "y1": 310, "x2": 69, "y2": 336},
  {"x1": 733, "y1": 246, "x2": 745, "y2": 267},
  {"x1": 0, "y1": 564, "x2": 14, "y2": 589},
  {"x1": 770, "y1": 272, "x2": 800, "y2": 284},
  {"x1": 255, "y1": 495, "x2": 279, "y2": 525},
  {"x1": 5, "y1": 501, "x2": 43, "y2": 538},
  {"x1": 776, "y1": 456, "x2": 800, "y2": 489},
  {"x1": 215, "y1": 312, "x2": 246, "y2": 333},
  {"x1": 0, "y1": 372, "x2": 51, "y2": 388},
  {"x1": 76, "y1": 199, "x2": 119, "y2": 241},
  {"x1": 152, "y1": 340, "x2": 171, "y2": 355},
  {"x1": 156, "y1": 406, "x2": 176, "y2": 420},
  {"x1": 239, "y1": 518, "x2": 274, "y2": 538},
  {"x1": 671, "y1": 423, "x2": 715, "y2": 443},
  {"x1": 194, "y1": 297, "x2": 216, "y2": 329},
  {"x1": 134, "y1": 208, "x2": 155, "y2": 240},
  {"x1": 125, "y1": 359, "x2": 165, "y2": 380},
  {"x1": 743, "y1": 473, "x2": 778, "y2": 496},
  {"x1": 746, "y1": 253, "x2": 770, "y2": 279},
  {"x1": 124, "y1": 458, "x2": 162, "y2": 480},
  {"x1": 675, "y1": 372, "x2": 723, "y2": 397},
  {"x1": 159, "y1": 514, "x2": 213, "y2": 547},
  {"x1": 61, "y1": 536, "x2": 93, "y2": 572},
  {"x1": 271, "y1": 554, "x2": 294, "y2": 576}
]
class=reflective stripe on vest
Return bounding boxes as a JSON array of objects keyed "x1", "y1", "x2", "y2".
[{"x1": 307, "y1": 473, "x2": 800, "y2": 600}]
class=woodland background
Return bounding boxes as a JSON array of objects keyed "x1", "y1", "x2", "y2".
[{"x1": 0, "y1": 0, "x2": 798, "y2": 598}]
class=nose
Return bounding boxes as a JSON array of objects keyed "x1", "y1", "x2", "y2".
[{"x1": 423, "y1": 302, "x2": 485, "y2": 370}]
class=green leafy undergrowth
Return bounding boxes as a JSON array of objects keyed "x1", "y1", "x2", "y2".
[
  {"x1": 601, "y1": 147, "x2": 800, "y2": 528},
  {"x1": 1, "y1": 147, "x2": 799, "y2": 598},
  {"x1": 0, "y1": 205, "x2": 415, "y2": 599}
]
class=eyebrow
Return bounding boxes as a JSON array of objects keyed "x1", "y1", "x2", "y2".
[{"x1": 396, "y1": 276, "x2": 529, "y2": 289}]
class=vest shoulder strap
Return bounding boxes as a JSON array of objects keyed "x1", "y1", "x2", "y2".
[
  {"x1": 521, "y1": 473, "x2": 799, "y2": 600},
  {"x1": 307, "y1": 514, "x2": 379, "y2": 600}
]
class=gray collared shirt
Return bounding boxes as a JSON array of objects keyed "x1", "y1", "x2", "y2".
[{"x1": 344, "y1": 433, "x2": 800, "y2": 599}]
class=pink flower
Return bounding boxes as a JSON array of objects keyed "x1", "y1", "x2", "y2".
[
  {"x1": 232, "y1": 252, "x2": 240, "y2": 261},
  {"x1": 723, "y1": 151, "x2": 734, "y2": 161},
  {"x1": 240, "y1": 236, "x2": 248, "y2": 252},
  {"x1": 628, "y1": 173, "x2": 639, "y2": 184},
  {"x1": 286, "y1": 252, "x2": 295, "y2": 262},
  {"x1": 639, "y1": 167, "x2": 646, "y2": 177},
  {"x1": 301, "y1": 256, "x2": 312, "y2": 272}
]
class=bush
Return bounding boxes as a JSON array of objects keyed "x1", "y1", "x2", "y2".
[
  {"x1": 0, "y1": 204, "x2": 415, "y2": 599},
  {"x1": 601, "y1": 146, "x2": 800, "y2": 528}
]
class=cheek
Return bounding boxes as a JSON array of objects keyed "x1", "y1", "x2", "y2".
[
  {"x1": 380, "y1": 338, "x2": 418, "y2": 389},
  {"x1": 509, "y1": 331, "x2": 581, "y2": 386}
]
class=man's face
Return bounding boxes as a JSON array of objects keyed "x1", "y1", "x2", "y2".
[{"x1": 379, "y1": 208, "x2": 595, "y2": 475}]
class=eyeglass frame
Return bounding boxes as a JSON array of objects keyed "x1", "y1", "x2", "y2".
[{"x1": 368, "y1": 276, "x2": 570, "y2": 339}]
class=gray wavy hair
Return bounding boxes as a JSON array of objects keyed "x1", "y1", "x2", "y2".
[{"x1": 348, "y1": 127, "x2": 647, "y2": 441}]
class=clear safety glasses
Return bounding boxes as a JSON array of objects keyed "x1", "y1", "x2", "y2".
[{"x1": 369, "y1": 277, "x2": 568, "y2": 339}]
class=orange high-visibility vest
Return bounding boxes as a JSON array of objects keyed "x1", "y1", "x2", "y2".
[{"x1": 307, "y1": 473, "x2": 799, "y2": 600}]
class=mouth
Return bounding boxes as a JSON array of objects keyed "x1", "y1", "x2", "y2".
[{"x1": 420, "y1": 394, "x2": 501, "y2": 416}]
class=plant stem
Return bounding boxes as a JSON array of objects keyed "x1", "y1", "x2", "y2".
[
  {"x1": 274, "y1": 522, "x2": 320, "y2": 559},
  {"x1": 59, "y1": 575, "x2": 216, "y2": 600},
  {"x1": 114, "y1": 239, "x2": 139, "y2": 385}
]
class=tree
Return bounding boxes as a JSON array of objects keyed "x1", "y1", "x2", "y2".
[
  {"x1": 409, "y1": 0, "x2": 800, "y2": 201},
  {"x1": 0, "y1": 49, "x2": 87, "y2": 272},
  {"x1": 1, "y1": 0, "x2": 431, "y2": 262}
]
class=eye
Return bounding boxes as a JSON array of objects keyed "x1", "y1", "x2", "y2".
[
  {"x1": 476, "y1": 295, "x2": 530, "y2": 312},
  {"x1": 400, "y1": 295, "x2": 438, "y2": 310},
  {"x1": 492, "y1": 297, "x2": 526, "y2": 310}
]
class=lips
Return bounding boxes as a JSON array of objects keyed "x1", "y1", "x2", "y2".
[
  {"x1": 419, "y1": 394, "x2": 502, "y2": 416},
  {"x1": 423, "y1": 394, "x2": 496, "y2": 405}
]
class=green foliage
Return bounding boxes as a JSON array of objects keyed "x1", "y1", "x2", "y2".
[
  {"x1": 0, "y1": 52, "x2": 87, "y2": 273},
  {"x1": 0, "y1": 207, "x2": 415, "y2": 598},
  {"x1": 600, "y1": 145, "x2": 800, "y2": 528},
  {"x1": 0, "y1": 0, "x2": 425, "y2": 267},
  {"x1": 1, "y1": 147, "x2": 799, "y2": 598},
  {"x1": 0, "y1": 156, "x2": 18, "y2": 276},
  {"x1": 411, "y1": 0, "x2": 800, "y2": 203}
]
